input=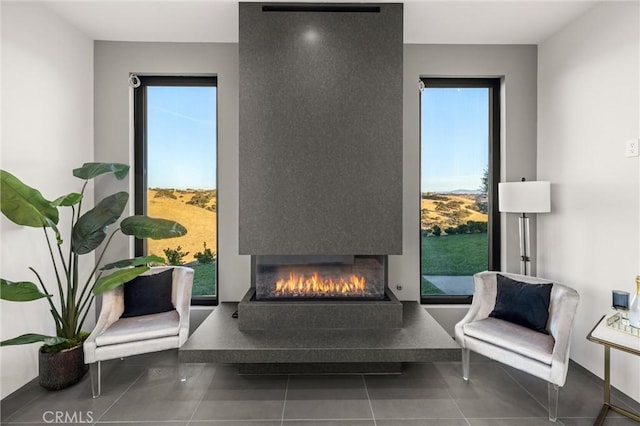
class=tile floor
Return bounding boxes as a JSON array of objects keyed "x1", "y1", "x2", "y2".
[{"x1": 1, "y1": 349, "x2": 639, "y2": 426}]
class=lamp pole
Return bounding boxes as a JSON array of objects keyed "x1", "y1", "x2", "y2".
[{"x1": 519, "y1": 212, "x2": 531, "y2": 275}]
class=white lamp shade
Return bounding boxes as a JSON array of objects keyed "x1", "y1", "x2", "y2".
[{"x1": 498, "y1": 181, "x2": 551, "y2": 213}]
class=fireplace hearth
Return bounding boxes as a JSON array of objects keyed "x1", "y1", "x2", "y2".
[
  {"x1": 238, "y1": 287, "x2": 402, "y2": 330},
  {"x1": 253, "y1": 255, "x2": 386, "y2": 301}
]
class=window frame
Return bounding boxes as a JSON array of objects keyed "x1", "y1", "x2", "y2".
[
  {"x1": 419, "y1": 77, "x2": 501, "y2": 305},
  {"x1": 133, "y1": 75, "x2": 219, "y2": 306}
]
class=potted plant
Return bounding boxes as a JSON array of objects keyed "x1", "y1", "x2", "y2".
[{"x1": 0, "y1": 163, "x2": 186, "y2": 390}]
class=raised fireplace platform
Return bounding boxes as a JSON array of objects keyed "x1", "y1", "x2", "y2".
[
  {"x1": 179, "y1": 301, "x2": 460, "y2": 369},
  {"x1": 238, "y1": 288, "x2": 403, "y2": 330}
]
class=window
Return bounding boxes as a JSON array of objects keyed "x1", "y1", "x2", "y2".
[
  {"x1": 134, "y1": 76, "x2": 218, "y2": 305},
  {"x1": 420, "y1": 78, "x2": 500, "y2": 303}
]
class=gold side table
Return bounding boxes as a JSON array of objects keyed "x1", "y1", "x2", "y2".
[{"x1": 587, "y1": 313, "x2": 640, "y2": 425}]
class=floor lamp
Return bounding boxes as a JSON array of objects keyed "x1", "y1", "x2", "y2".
[{"x1": 498, "y1": 178, "x2": 551, "y2": 276}]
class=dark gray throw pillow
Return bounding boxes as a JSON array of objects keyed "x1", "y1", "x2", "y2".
[
  {"x1": 121, "y1": 268, "x2": 174, "y2": 318},
  {"x1": 489, "y1": 274, "x2": 552, "y2": 334}
]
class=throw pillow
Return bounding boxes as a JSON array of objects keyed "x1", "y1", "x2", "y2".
[
  {"x1": 489, "y1": 274, "x2": 553, "y2": 334},
  {"x1": 121, "y1": 268, "x2": 174, "y2": 318}
]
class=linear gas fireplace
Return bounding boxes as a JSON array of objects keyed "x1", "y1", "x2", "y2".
[{"x1": 252, "y1": 255, "x2": 387, "y2": 301}]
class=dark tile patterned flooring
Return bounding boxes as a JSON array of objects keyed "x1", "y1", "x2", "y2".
[{"x1": 2, "y1": 349, "x2": 639, "y2": 425}]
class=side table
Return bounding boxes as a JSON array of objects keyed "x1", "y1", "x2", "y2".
[{"x1": 587, "y1": 313, "x2": 640, "y2": 425}]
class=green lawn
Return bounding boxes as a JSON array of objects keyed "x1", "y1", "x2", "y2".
[
  {"x1": 421, "y1": 233, "x2": 487, "y2": 276},
  {"x1": 190, "y1": 262, "x2": 217, "y2": 297}
]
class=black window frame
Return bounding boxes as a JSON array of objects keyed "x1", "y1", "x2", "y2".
[
  {"x1": 133, "y1": 75, "x2": 219, "y2": 306},
  {"x1": 419, "y1": 77, "x2": 501, "y2": 305}
]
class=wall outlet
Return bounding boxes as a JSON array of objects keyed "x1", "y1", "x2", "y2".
[{"x1": 625, "y1": 139, "x2": 639, "y2": 157}]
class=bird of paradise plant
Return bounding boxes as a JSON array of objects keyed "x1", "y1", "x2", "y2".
[{"x1": 0, "y1": 162, "x2": 186, "y2": 350}]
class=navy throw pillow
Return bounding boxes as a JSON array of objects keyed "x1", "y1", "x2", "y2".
[
  {"x1": 489, "y1": 274, "x2": 552, "y2": 334},
  {"x1": 121, "y1": 268, "x2": 174, "y2": 318}
]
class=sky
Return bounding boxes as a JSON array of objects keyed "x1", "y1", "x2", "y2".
[
  {"x1": 421, "y1": 87, "x2": 489, "y2": 193},
  {"x1": 146, "y1": 84, "x2": 486, "y2": 192},
  {"x1": 147, "y1": 86, "x2": 217, "y2": 189}
]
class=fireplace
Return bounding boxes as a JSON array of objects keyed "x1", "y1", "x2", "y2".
[
  {"x1": 240, "y1": 254, "x2": 400, "y2": 330},
  {"x1": 252, "y1": 255, "x2": 387, "y2": 301}
]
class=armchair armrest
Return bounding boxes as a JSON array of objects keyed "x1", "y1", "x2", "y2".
[
  {"x1": 469, "y1": 271, "x2": 501, "y2": 321},
  {"x1": 83, "y1": 287, "x2": 124, "y2": 363},
  {"x1": 455, "y1": 271, "x2": 498, "y2": 345},
  {"x1": 548, "y1": 283, "x2": 580, "y2": 386}
]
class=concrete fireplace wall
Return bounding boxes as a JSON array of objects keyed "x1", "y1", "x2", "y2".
[{"x1": 238, "y1": 3, "x2": 403, "y2": 255}]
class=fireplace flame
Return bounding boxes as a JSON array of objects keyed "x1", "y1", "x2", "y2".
[{"x1": 273, "y1": 272, "x2": 367, "y2": 297}]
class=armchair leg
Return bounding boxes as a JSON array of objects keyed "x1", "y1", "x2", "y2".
[
  {"x1": 462, "y1": 348, "x2": 470, "y2": 381},
  {"x1": 179, "y1": 362, "x2": 187, "y2": 382},
  {"x1": 90, "y1": 361, "x2": 101, "y2": 398},
  {"x1": 548, "y1": 382, "x2": 559, "y2": 422}
]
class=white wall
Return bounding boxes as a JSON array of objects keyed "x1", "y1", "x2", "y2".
[
  {"x1": 0, "y1": 2, "x2": 94, "y2": 398},
  {"x1": 397, "y1": 44, "x2": 538, "y2": 301},
  {"x1": 537, "y1": 1, "x2": 640, "y2": 402},
  {"x1": 93, "y1": 41, "x2": 246, "y2": 302}
]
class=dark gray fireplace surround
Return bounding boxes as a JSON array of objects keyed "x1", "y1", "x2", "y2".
[
  {"x1": 238, "y1": 2, "x2": 403, "y2": 255},
  {"x1": 179, "y1": 3, "x2": 460, "y2": 371}
]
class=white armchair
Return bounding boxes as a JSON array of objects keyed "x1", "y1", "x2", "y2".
[
  {"x1": 455, "y1": 271, "x2": 579, "y2": 422},
  {"x1": 83, "y1": 266, "x2": 194, "y2": 398}
]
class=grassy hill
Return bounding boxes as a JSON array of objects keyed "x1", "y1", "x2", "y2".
[
  {"x1": 421, "y1": 193, "x2": 487, "y2": 231},
  {"x1": 147, "y1": 189, "x2": 217, "y2": 260}
]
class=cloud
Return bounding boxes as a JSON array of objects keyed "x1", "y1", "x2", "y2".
[{"x1": 151, "y1": 106, "x2": 215, "y2": 128}]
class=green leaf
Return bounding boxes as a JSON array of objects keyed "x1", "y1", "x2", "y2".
[
  {"x1": 0, "y1": 170, "x2": 59, "y2": 227},
  {"x1": 52, "y1": 192, "x2": 82, "y2": 207},
  {"x1": 43, "y1": 217, "x2": 62, "y2": 245},
  {"x1": 0, "y1": 279, "x2": 50, "y2": 301},
  {"x1": 93, "y1": 266, "x2": 150, "y2": 295},
  {"x1": 101, "y1": 255, "x2": 165, "y2": 270},
  {"x1": 0, "y1": 333, "x2": 67, "y2": 347},
  {"x1": 73, "y1": 163, "x2": 129, "y2": 180},
  {"x1": 71, "y1": 192, "x2": 128, "y2": 255},
  {"x1": 121, "y1": 216, "x2": 187, "y2": 240}
]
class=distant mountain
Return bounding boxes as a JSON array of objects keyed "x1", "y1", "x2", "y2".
[{"x1": 443, "y1": 189, "x2": 483, "y2": 195}]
